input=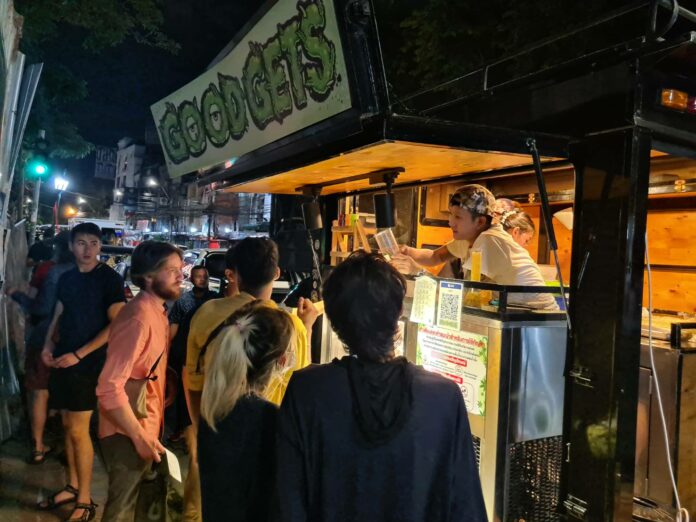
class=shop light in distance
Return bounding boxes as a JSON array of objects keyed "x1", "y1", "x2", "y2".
[{"x1": 190, "y1": 226, "x2": 197, "y2": 233}]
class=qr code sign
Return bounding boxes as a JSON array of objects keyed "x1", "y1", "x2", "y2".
[{"x1": 437, "y1": 281, "x2": 463, "y2": 330}]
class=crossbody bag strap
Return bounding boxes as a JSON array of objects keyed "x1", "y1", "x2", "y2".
[{"x1": 146, "y1": 350, "x2": 165, "y2": 381}]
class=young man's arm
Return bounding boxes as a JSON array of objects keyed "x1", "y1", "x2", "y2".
[
  {"x1": 296, "y1": 297, "x2": 319, "y2": 347},
  {"x1": 400, "y1": 244, "x2": 455, "y2": 266},
  {"x1": 97, "y1": 317, "x2": 164, "y2": 462},
  {"x1": 41, "y1": 300, "x2": 64, "y2": 367},
  {"x1": 53, "y1": 301, "x2": 125, "y2": 368}
]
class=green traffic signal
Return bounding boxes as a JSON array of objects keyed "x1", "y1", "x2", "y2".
[{"x1": 27, "y1": 158, "x2": 49, "y2": 177}]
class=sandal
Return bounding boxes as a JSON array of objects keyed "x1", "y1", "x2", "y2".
[
  {"x1": 28, "y1": 446, "x2": 53, "y2": 465},
  {"x1": 36, "y1": 484, "x2": 78, "y2": 510},
  {"x1": 65, "y1": 501, "x2": 97, "y2": 522}
]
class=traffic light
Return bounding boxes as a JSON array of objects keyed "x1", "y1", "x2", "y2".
[
  {"x1": 26, "y1": 130, "x2": 50, "y2": 178},
  {"x1": 27, "y1": 155, "x2": 49, "y2": 177}
]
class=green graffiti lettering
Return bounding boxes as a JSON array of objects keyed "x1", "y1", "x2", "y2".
[
  {"x1": 178, "y1": 98, "x2": 207, "y2": 157},
  {"x1": 201, "y1": 83, "x2": 230, "y2": 147},
  {"x1": 242, "y1": 42, "x2": 274, "y2": 130},
  {"x1": 262, "y1": 35, "x2": 293, "y2": 122},
  {"x1": 158, "y1": 102, "x2": 189, "y2": 164},
  {"x1": 277, "y1": 19, "x2": 307, "y2": 110},
  {"x1": 298, "y1": 0, "x2": 337, "y2": 101},
  {"x1": 218, "y1": 73, "x2": 248, "y2": 140}
]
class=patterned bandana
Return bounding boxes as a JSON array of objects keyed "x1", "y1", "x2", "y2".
[{"x1": 449, "y1": 184, "x2": 496, "y2": 217}]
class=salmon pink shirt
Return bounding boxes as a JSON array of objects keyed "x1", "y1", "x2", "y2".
[{"x1": 96, "y1": 291, "x2": 169, "y2": 440}]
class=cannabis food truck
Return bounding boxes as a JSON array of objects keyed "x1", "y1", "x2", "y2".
[{"x1": 152, "y1": 1, "x2": 696, "y2": 521}]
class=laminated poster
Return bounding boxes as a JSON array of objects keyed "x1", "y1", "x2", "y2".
[
  {"x1": 437, "y1": 281, "x2": 463, "y2": 331},
  {"x1": 410, "y1": 276, "x2": 437, "y2": 325},
  {"x1": 416, "y1": 324, "x2": 488, "y2": 416}
]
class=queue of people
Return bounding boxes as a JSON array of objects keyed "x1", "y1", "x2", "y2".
[{"x1": 9, "y1": 183, "x2": 560, "y2": 521}]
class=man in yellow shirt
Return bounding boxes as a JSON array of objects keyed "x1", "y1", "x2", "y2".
[{"x1": 183, "y1": 237, "x2": 318, "y2": 521}]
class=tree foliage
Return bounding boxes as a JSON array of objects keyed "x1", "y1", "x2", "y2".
[
  {"x1": 374, "y1": 0, "x2": 639, "y2": 111},
  {"x1": 16, "y1": 0, "x2": 179, "y2": 158}
]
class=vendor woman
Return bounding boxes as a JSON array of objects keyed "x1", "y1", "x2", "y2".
[{"x1": 394, "y1": 184, "x2": 558, "y2": 310}]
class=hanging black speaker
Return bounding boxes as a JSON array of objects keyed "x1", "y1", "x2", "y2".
[
  {"x1": 373, "y1": 192, "x2": 396, "y2": 228},
  {"x1": 301, "y1": 200, "x2": 323, "y2": 231}
]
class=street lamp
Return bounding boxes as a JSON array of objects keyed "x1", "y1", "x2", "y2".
[
  {"x1": 78, "y1": 197, "x2": 86, "y2": 204},
  {"x1": 53, "y1": 175, "x2": 70, "y2": 230},
  {"x1": 147, "y1": 177, "x2": 158, "y2": 187}
]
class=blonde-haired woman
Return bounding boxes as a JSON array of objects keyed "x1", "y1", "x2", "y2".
[{"x1": 198, "y1": 301, "x2": 294, "y2": 522}]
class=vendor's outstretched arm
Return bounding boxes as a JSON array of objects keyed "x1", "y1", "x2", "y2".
[{"x1": 400, "y1": 244, "x2": 454, "y2": 266}]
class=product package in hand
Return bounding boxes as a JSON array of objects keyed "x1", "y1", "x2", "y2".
[{"x1": 374, "y1": 228, "x2": 399, "y2": 258}]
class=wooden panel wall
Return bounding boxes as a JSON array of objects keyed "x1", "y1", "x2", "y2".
[{"x1": 415, "y1": 157, "x2": 695, "y2": 313}]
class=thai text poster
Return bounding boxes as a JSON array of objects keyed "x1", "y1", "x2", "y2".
[{"x1": 416, "y1": 324, "x2": 488, "y2": 416}]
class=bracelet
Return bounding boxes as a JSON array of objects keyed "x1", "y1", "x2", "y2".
[{"x1": 73, "y1": 351, "x2": 82, "y2": 361}]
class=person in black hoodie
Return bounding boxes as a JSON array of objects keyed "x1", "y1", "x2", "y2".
[{"x1": 275, "y1": 251, "x2": 487, "y2": 522}]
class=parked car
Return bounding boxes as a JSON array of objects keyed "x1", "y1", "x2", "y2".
[{"x1": 192, "y1": 246, "x2": 308, "y2": 302}]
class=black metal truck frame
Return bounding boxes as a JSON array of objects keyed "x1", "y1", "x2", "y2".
[{"x1": 199, "y1": 1, "x2": 696, "y2": 520}]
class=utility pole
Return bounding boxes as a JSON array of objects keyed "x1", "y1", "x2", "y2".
[{"x1": 30, "y1": 178, "x2": 41, "y2": 225}]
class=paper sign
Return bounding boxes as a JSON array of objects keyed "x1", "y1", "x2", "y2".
[
  {"x1": 410, "y1": 276, "x2": 437, "y2": 325},
  {"x1": 165, "y1": 449, "x2": 182, "y2": 483},
  {"x1": 437, "y1": 281, "x2": 463, "y2": 331},
  {"x1": 416, "y1": 324, "x2": 489, "y2": 416}
]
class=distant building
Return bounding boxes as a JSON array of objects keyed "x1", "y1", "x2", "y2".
[{"x1": 94, "y1": 146, "x2": 117, "y2": 180}]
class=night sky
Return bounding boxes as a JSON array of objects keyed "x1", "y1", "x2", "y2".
[
  {"x1": 67, "y1": 0, "x2": 258, "y2": 147},
  {"x1": 27, "y1": 0, "x2": 259, "y2": 206}
]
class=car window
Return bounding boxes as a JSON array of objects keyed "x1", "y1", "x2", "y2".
[{"x1": 184, "y1": 252, "x2": 199, "y2": 264}]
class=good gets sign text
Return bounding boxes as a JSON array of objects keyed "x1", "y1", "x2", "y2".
[{"x1": 151, "y1": 0, "x2": 351, "y2": 178}]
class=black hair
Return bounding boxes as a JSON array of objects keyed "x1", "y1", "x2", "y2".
[
  {"x1": 53, "y1": 232, "x2": 74, "y2": 264},
  {"x1": 228, "y1": 237, "x2": 279, "y2": 295},
  {"x1": 323, "y1": 251, "x2": 406, "y2": 362},
  {"x1": 190, "y1": 265, "x2": 208, "y2": 278},
  {"x1": 130, "y1": 241, "x2": 183, "y2": 289},
  {"x1": 70, "y1": 222, "x2": 101, "y2": 243},
  {"x1": 224, "y1": 244, "x2": 237, "y2": 270}
]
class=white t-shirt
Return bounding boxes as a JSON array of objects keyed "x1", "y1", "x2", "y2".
[
  {"x1": 445, "y1": 239, "x2": 470, "y2": 260},
  {"x1": 462, "y1": 225, "x2": 558, "y2": 310}
]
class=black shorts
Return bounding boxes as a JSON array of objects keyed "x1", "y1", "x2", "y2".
[{"x1": 48, "y1": 367, "x2": 99, "y2": 412}]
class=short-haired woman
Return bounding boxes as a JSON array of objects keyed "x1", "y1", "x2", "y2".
[{"x1": 197, "y1": 301, "x2": 295, "y2": 522}]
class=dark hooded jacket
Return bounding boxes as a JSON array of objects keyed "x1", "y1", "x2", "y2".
[{"x1": 274, "y1": 356, "x2": 486, "y2": 522}]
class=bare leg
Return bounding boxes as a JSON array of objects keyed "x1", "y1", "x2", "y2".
[
  {"x1": 65, "y1": 411, "x2": 95, "y2": 516},
  {"x1": 31, "y1": 390, "x2": 50, "y2": 452},
  {"x1": 45, "y1": 411, "x2": 78, "y2": 505}
]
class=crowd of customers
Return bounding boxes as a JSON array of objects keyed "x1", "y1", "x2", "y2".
[{"x1": 12, "y1": 220, "x2": 485, "y2": 521}]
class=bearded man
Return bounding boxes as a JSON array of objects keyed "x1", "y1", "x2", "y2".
[{"x1": 96, "y1": 241, "x2": 184, "y2": 522}]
